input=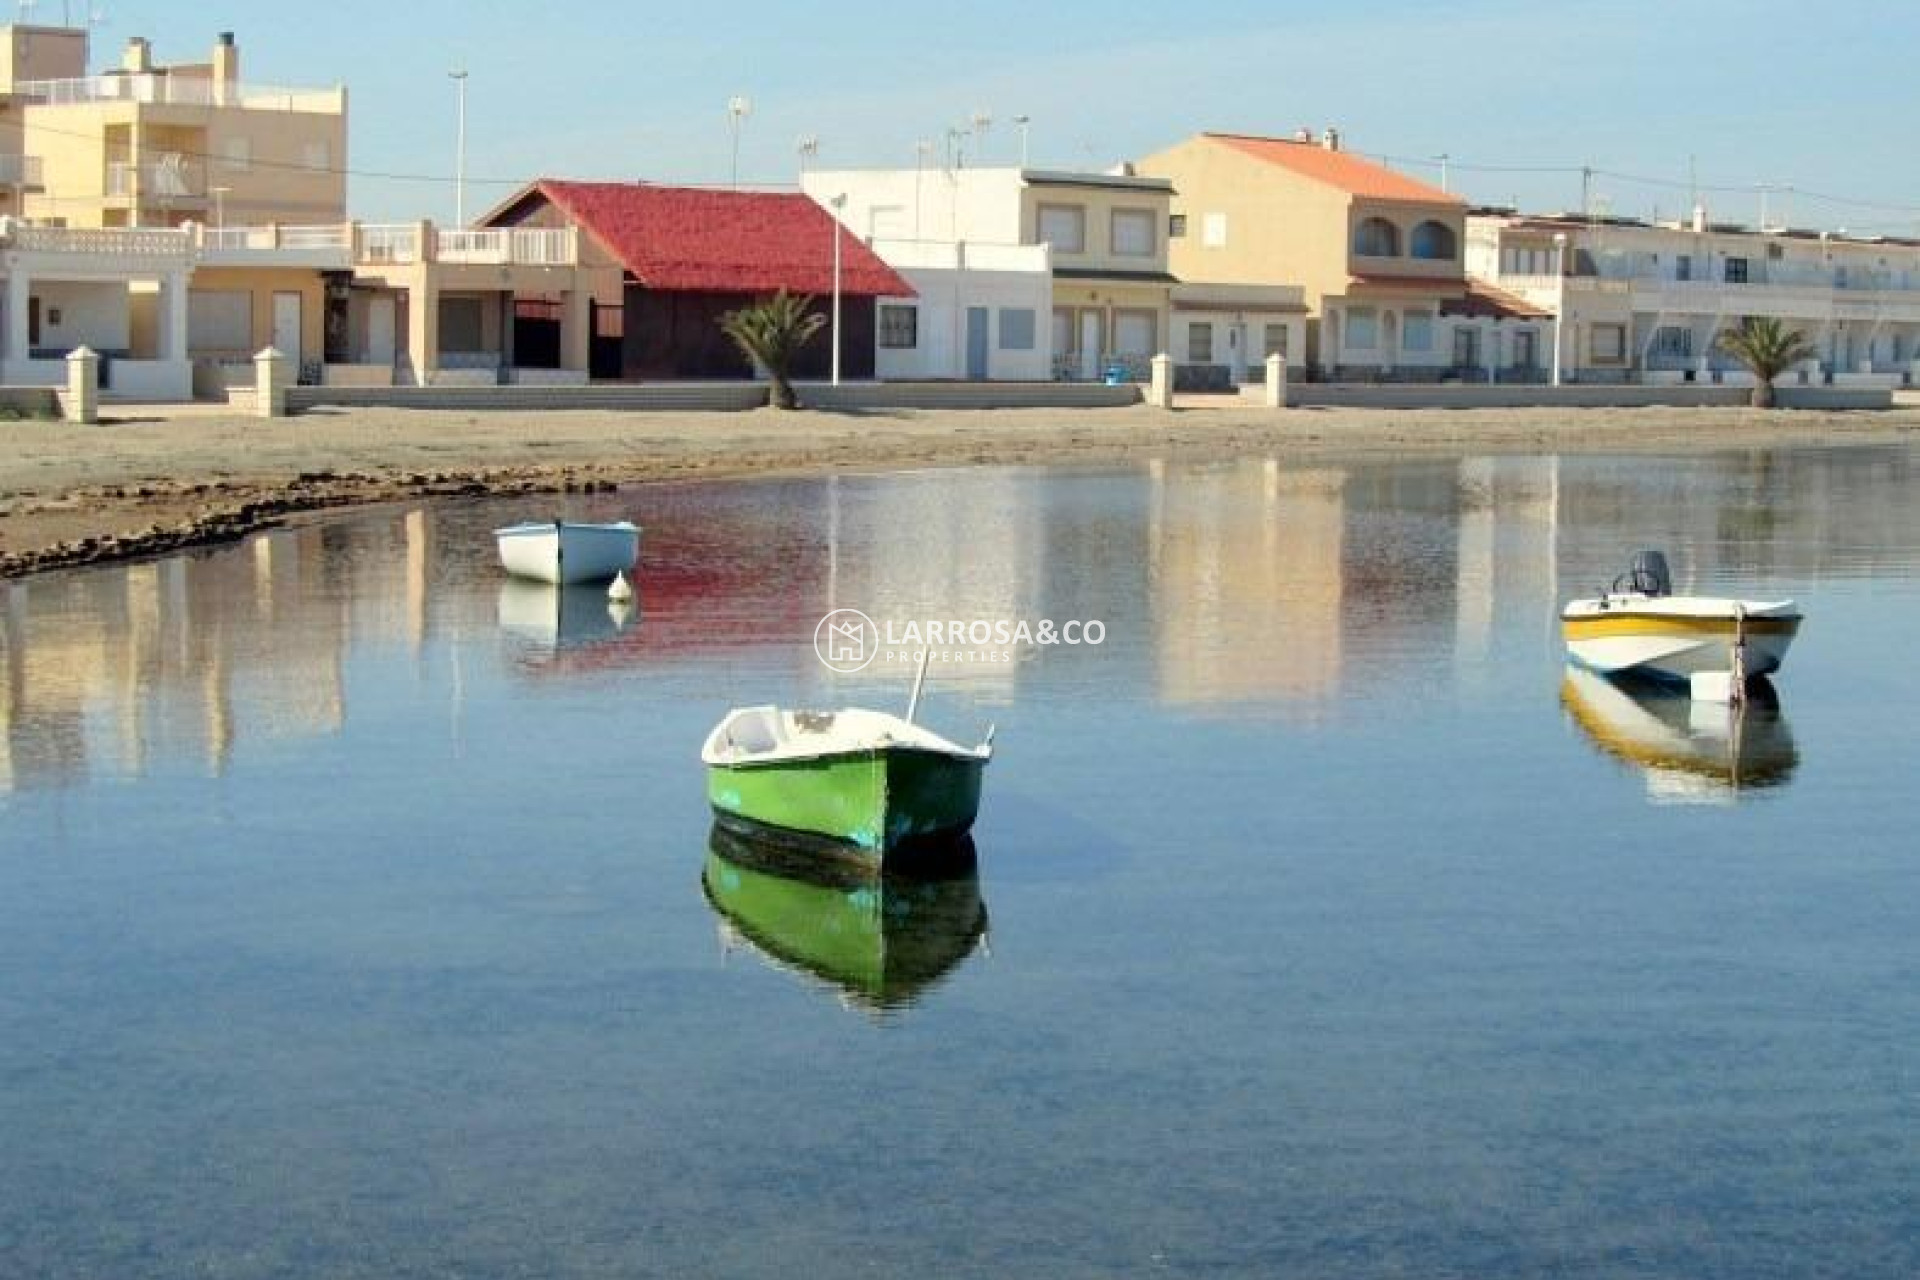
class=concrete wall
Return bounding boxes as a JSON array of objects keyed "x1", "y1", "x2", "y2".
[
  {"x1": 32, "y1": 280, "x2": 130, "y2": 351},
  {"x1": 1284, "y1": 383, "x2": 1893, "y2": 410},
  {"x1": 876, "y1": 263, "x2": 1052, "y2": 381},
  {"x1": 189, "y1": 266, "x2": 326, "y2": 363},
  {"x1": 800, "y1": 381, "x2": 1141, "y2": 411},
  {"x1": 1021, "y1": 178, "x2": 1173, "y2": 279},
  {"x1": 282, "y1": 380, "x2": 1144, "y2": 413},
  {"x1": 804, "y1": 168, "x2": 1028, "y2": 245}
]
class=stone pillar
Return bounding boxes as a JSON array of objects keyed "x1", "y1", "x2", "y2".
[
  {"x1": 1147, "y1": 352, "x2": 1174, "y2": 408},
  {"x1": 1263, "y1": 353, "x2": 1288, "y2": 408},
  {"x1": 254, "y1": 345, "x2": 291, "y2": 417},
  {"x1": 61, "y1": 346, "x2": 99, "y2": 423},
  {"x1": 562, "y1": 287, "x2": 591, "y2": 374},
  {"x1": 160, "y1": 272, "x2": 189, "y2": 360},
  {"x1": 406, "y1": 280, "x2": 438, "y2": 387},
  {"x1": 4, "y1": 267, "x2": 32, "y2": 369}
]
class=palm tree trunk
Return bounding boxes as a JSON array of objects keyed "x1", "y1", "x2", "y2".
[
  {"x1": 769, "y1": 374, "x2": 797, "y2": 410},
  {"x1": 1752, "y1": 378, "x2": 1777, "y2": 410}
]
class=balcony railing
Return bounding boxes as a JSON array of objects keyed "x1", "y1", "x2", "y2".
[
  {"x1": 105, "y1": 157, "x2": 205, "y2": 202},
  {"x1": 3, "y1": 224, "x2": 195, "y2": 258},
  {"x1": 432, "y1": 227, "x2": 575, "y2": 265},
  {"x1": 358, "y1": 224, "x2": 420, "y2": 265},
  {"x1": 17, "y1": 74, "x2": 345, "y2": 114}
]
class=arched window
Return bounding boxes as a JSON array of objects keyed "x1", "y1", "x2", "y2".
[
  {"x1": 1353, "y1": 216, "x2": 1400, "y2": 257},
  {"x1": 1409, "y1": 220, "x2": 1457, "y2": 260}
]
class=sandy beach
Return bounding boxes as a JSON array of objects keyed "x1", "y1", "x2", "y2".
[{"x1": 4, "y1": 400, "x2": 1918, "y2": 577}]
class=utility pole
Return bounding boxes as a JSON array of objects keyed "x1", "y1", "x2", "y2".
[
  {"x1": 1580, "y1": 165, "x2": 1592, "y2": 220},
  {"x1": 1014, "y1": 115, "x2": 1031, "y2": 168},
  {"x1": 727, "y1": 96, "x2": 752, "y2": 188},
  {"x1": 448, "y1": 69, "x2": 469, "y2": 226},
  {"x1": 829, "y1": 193, "x2": 846, "y2": 386},
  {"x1": 1435, "y1": 152, "x2": 1450, "y2": 194}
]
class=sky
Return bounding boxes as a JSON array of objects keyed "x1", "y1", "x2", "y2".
[{"x1": 58, "y1": 0, "x2": 1920, "y2": 233}]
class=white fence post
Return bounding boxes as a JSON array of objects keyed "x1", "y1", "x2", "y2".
[
  {"x1": 254, "y1": 346, "x2": 291, "y2": 418},
  {"x1": 1148, "y1": 353, "x2": 1174, "y2": 408},
  {"x1": 62, "y1": 346, "x2": 100, "y2": 423},
  {"x1": 1263, "y1": 353, "x2": 1288, "y2": 408}
]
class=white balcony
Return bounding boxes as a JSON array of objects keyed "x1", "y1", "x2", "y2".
[
  {"x1": 357, "y1": 224, "x2": 420, "y2": 265},
  {"x1": 196, "y1": 223, "x2": 352, "y2": 268},
  {"x1": 104, "y1": 157, "x2": 205, "y2": 204},
  {"x1": 0, "y1": 223, "x2": 195, "y2": 261},
  {"x1": 17, "y1": 74, "x2": 345, "y2": 114},
  {"x1": 431, "y1": 227, "x2": 576, "y2": 265}
]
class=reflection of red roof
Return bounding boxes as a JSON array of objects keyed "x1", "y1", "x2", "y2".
[
  {"x1": 526, "y1": 180, "x2": 913, "y2": 297},
  {"x1": 1441, "y1": 280, "x2": 1553, "y2": 320},
  {"x1": 1206, "y1": 134, "x2": 1461, "y2": 205}
]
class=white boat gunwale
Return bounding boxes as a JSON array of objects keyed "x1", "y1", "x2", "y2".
[{"x1": 702, "y1": 705, "x2": 993, "y2": 769}]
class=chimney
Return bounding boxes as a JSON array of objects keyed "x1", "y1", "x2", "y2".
[
  {"x1": 1321, "y1": 126, "x2": 1341, "y2": 152},
  {"x1": 122, "y1": 36, "x2": 152, "y2": 74},
  {"x1": 212, "y1": 31, "x2": 239, "y2": 104},
  {"x1": 1690, "y1": 202, "x2": 1707, "y2": 233}
]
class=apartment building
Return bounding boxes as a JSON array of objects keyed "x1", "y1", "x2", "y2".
[
  {"x1": 1467, "y1": 209, "x2": 1920, "y2": 385},
  {"x1": 806, "y1": 165, "x2": 1176, "y2": 380},
  {"x1": 6, "y1": 28, "x2": 346, "y2": 229},
  {"x1": 1136, "y1": 131, "x2": 1550, "y2": 381}
]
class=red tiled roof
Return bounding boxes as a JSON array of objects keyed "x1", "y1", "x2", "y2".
[
  {"x1": 1206, "y1": 134, "x2": 1462, "y2": 205},
  {"x1": 524, "y1": 180, "x2": 913, "y2": 297},
  {"x1": 1440, "y1": 280, "x2": 1553, "y2": 321}
]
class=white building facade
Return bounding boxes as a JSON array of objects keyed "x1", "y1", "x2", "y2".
[{"x1": 1469, "y1": 210, "x2": 1920, "y2": 386}]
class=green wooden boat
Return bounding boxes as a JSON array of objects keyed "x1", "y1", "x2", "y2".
[
  {"x1": 700, "y1": 826, "x2": 987, "y2": 1013},
  {"x1": 701, "y1": 704, "x2": 993, "y2": 869}
]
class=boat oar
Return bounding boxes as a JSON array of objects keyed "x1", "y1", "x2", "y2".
[{"x1": 905, "y1": 646, "x2": 932, "y2": 725}]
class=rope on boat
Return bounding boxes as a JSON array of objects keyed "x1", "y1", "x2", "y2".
[{"x1": 1729, "y1": 603, "x2": 1749, "y2": 705}]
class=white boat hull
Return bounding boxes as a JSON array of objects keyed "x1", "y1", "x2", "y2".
[
  {"x1": 495, "y1": 521, "x2": 640, "y2": 585},
  {"x1": 1562, "y1": 594, "x2": 1800, "y2": 682}
]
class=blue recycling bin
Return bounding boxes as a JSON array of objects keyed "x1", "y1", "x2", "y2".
[{"x1": 1103, "y1": 362, "x2": 1127, "y2": 386}]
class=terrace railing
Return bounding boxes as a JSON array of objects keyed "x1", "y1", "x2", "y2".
[{"x1": 17, "y1": 74, "x2": 345, "y2": 113}]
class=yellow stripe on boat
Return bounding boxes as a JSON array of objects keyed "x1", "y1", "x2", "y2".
[{"x1": 1561, "y1": 614, "x2": 1800, "y2": 641}]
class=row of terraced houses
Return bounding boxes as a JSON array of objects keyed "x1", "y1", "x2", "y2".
[{"x1": 1, "y1": 22, "x2": 1915, "y2": 403}]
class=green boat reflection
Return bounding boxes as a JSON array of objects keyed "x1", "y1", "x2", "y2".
[{"x1": 700, "y1": 825, "x2": 989, "y2": 1014}]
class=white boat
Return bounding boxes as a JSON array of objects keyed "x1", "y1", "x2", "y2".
[
  {"x1": 1562, "y1": 551, "x2": 1801, "y2": 689},
  {"x1": 494, "y1": 520, "x2": 640, "y2": 585}
]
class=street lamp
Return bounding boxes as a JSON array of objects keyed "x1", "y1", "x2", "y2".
[
  {"x1": 829, "y1": 193, "x2": 846, "y2": 386},
  {"x1": 1013, "y1": 115, "x2": 1031, "y2": 168},
  {"x1": 1551, "y1": 231, "x2": 1568, "y2": 387},
  {"x1": 727, "y1": 96, "x2": 752, "y2": 188},
  {"x1": 448, "y1": 69, "x2": 469, "y2": 226}
]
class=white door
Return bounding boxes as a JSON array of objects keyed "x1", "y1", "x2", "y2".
[
  {"x1": 365, "y1": 296, "x2": 396, "y2": 365},
  {"x1": 1079, "y1": 311, "x2": 1103, "y2": 380},
  {"x1": 271, "y1": 292, "x2": 302, "y2": 361}
]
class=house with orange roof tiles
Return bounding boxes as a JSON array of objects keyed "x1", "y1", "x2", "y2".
[{"x1": 1136, "y1": 130, "x2": 1550, "y2": 383}]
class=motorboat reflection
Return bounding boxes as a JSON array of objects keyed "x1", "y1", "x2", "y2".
[
  {"x1": 1561, "y1": 664, "x2": 1798, "y2": 804},
  {"x1": 700, "y1": 823, "x2": 988, "y2": 1015}
]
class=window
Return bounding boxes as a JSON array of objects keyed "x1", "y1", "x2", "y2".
[
  {"x1": 1724, "y1": 256, "x2": 1749, "y2": 284},
  {"x1": 1261, "y1": 324, "x2": 1289, "y2": 360},
  {"x1": 1767, "y1": 242, "x2": 1784, "y2": 260},
  {"x1": 1352, "y1": 216, "x2": 1400, "y2": 257},
  {"x1": 879, "y1": 304, "x2": 918, "y2": 349},
  {"x1": 302, "y1": 141, "x2": 330, "y2": 172},
  {"x1": 1051, "y1": 308, "x2": 1074, "y2": 355},
  {"x1": 189, "y1": 290, "x2": 253, "y2": 353},
  {"x1": 1187, "y1": 322, "x2": 1213, "y2": 364},
  {"x1": 1652, "y1": 326, "x2": 1692, "y2": 359},
  {"x1": 1201, "y1": 213, "x2": 1228, "y2": 248},
  {"x1": 1512, "y1": 331, "x2": 1538, "y2": 369},
  {"x1": 1590, "y1": 323, "x2": 1626, "y2": 362},
  {"x1": 1037, "y1": 204, "x2": 1085, "y2": 254},
  {"x1": 1112, "y1": 208, "x2": 1155, "y2": 258},
  {"x1": 1453, "y1": 327, "x2": 1479, "y2": 367},
  {"x1": 1168, "y1": 213, "x2": 1188, "y2": 239},
  {"x1": 439, "y1": 296, "x2": 485, "y2": 352},
  {"x1": 1409, "y1": 220, "x2": 1456, "y2": 260},
  {"x1": 998, "y1": 308, "x2": 1035, "y2": 351},
  {"x1": 1402, "y1": 311, "x2": 1434, "y2": 352},
  {"x1": 1675, "y1": 254, "x2": 1692, "y2": 282},
  {"x1": 1113, "y1": 310, "x2": 1156, "y2": 356},
  {"x1": 220, "y1": 137, "x2": 251, "y2": 172},
  {"x1": 1344, "y1": 308, "x2": 1378, "y2": 350}
]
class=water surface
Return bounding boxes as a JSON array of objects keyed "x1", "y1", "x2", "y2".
[{"x1": 3, "y1": 448, "x2": 1918, "y2": 1278}]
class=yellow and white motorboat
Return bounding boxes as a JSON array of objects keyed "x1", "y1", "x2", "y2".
[{"x1": 1562, "y1": 551, "x2": 1801, "y2": 693}]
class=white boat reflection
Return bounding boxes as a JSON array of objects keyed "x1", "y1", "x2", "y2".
[
  {"x1": 496, "y1": 578, "x2": 638, "y2": 653},
  {"x1": 1561, "y1": 664, "x2": 1798, "y2": 805}
]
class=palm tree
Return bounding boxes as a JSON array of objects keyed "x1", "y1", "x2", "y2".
[
  {"x1": 718, "y1": 291, "x2": 826, "y2": 410},
  {"x1": 1715, "y1": 316, "x2": 1817, "y2": 408}
]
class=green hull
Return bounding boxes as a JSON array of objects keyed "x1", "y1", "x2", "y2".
[
  {"x1": 706, "y1": 745, "x2": 984, "y2": 865},
  {"x1": 701, "y1": 830, "x2": 986, "y2": 1011}
]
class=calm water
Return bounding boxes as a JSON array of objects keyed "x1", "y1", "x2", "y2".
[{"x1": 3, "y1": 448, "x2": 1919, "y2": 1278}]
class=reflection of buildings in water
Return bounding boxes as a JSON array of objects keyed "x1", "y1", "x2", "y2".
[
  {"x1": 1151, "y1": 459, "x2": 1346, "y2": 715},
  {"x1": 824, "y1": 471, "x2": 1043, "y2": 701},
  {"x1": 0, "y1": 522, "x2": 357, "y2": 794},
  {"x1": 1454, "y1": 456, "x2": 1561, "y2": 679},
  {"x1": 1561, "y1": 666, "x2": 1798, "y2": 806}
]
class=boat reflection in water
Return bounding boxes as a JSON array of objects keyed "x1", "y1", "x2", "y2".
[
  {"x1": 496, "y1": 579, "x2": 637, "y2": 655},
  {"x1": 700, "y1": 824, "x2": 989, "y2": 1016},
  {"x1": 1561, "y1": 664, "x2": 1798, "y2": 805}
]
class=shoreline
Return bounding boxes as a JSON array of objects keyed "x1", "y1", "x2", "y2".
[{"x1": 4, "y1": 402, "x2": 1918, "y2": 579}]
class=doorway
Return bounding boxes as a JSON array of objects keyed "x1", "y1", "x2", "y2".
[
  {"x1": 271, "y1": 292, "x2": 302, "y2": 364},
  {"x1": 965, "y1": 307, "x2": 990, "y2": 380},
  {"x1": 1078, "y1": 311, "x2": 1104, "y2": 380},
  {"x1": 365, "y1": 296, "x2": 396, "y2": 366}
]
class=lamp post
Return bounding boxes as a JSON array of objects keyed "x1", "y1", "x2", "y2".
[
  {"x1": 210, "y1": 185, "x2": 230, "y2": 229},
  {"x1": 727, "y1": 96, "x2": 752, "y2": 188},
  {"x1": 913, "y1": 140, "x2": 932, "y2": 239},
  {"x1": 448, "y1": 69, "x2": 469, "y2": 226},
  {"x1": 830, "y1": 193, "x2": 846, "y2": 386},
  {"x1": 1551, "y1": 231, "x2": 1568, "y2": 387},
  {"x1": 1013, "y1": 115, "x2": 1031, "y2": 168}
]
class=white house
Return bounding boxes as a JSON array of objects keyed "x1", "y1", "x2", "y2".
[{"x1": 1469, "y1": 208, "x2": 1920, "y2": 386}]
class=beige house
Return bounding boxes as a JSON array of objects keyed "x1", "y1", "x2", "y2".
[
  {"x1": 1137, "y1": 131, "x2": 1549, "y2": 380},
  {"x1": 3, "y1": 27, "x2": 346, "y2": 229}
]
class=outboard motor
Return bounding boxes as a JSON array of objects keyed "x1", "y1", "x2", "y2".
[{"x1": 1627, "y1": 549, "x2": 1672, "y2": 597}]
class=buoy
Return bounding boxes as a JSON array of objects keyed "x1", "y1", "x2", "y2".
[{"x1": 607, "y1": 570, "x2": 634, "y2": 603}]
